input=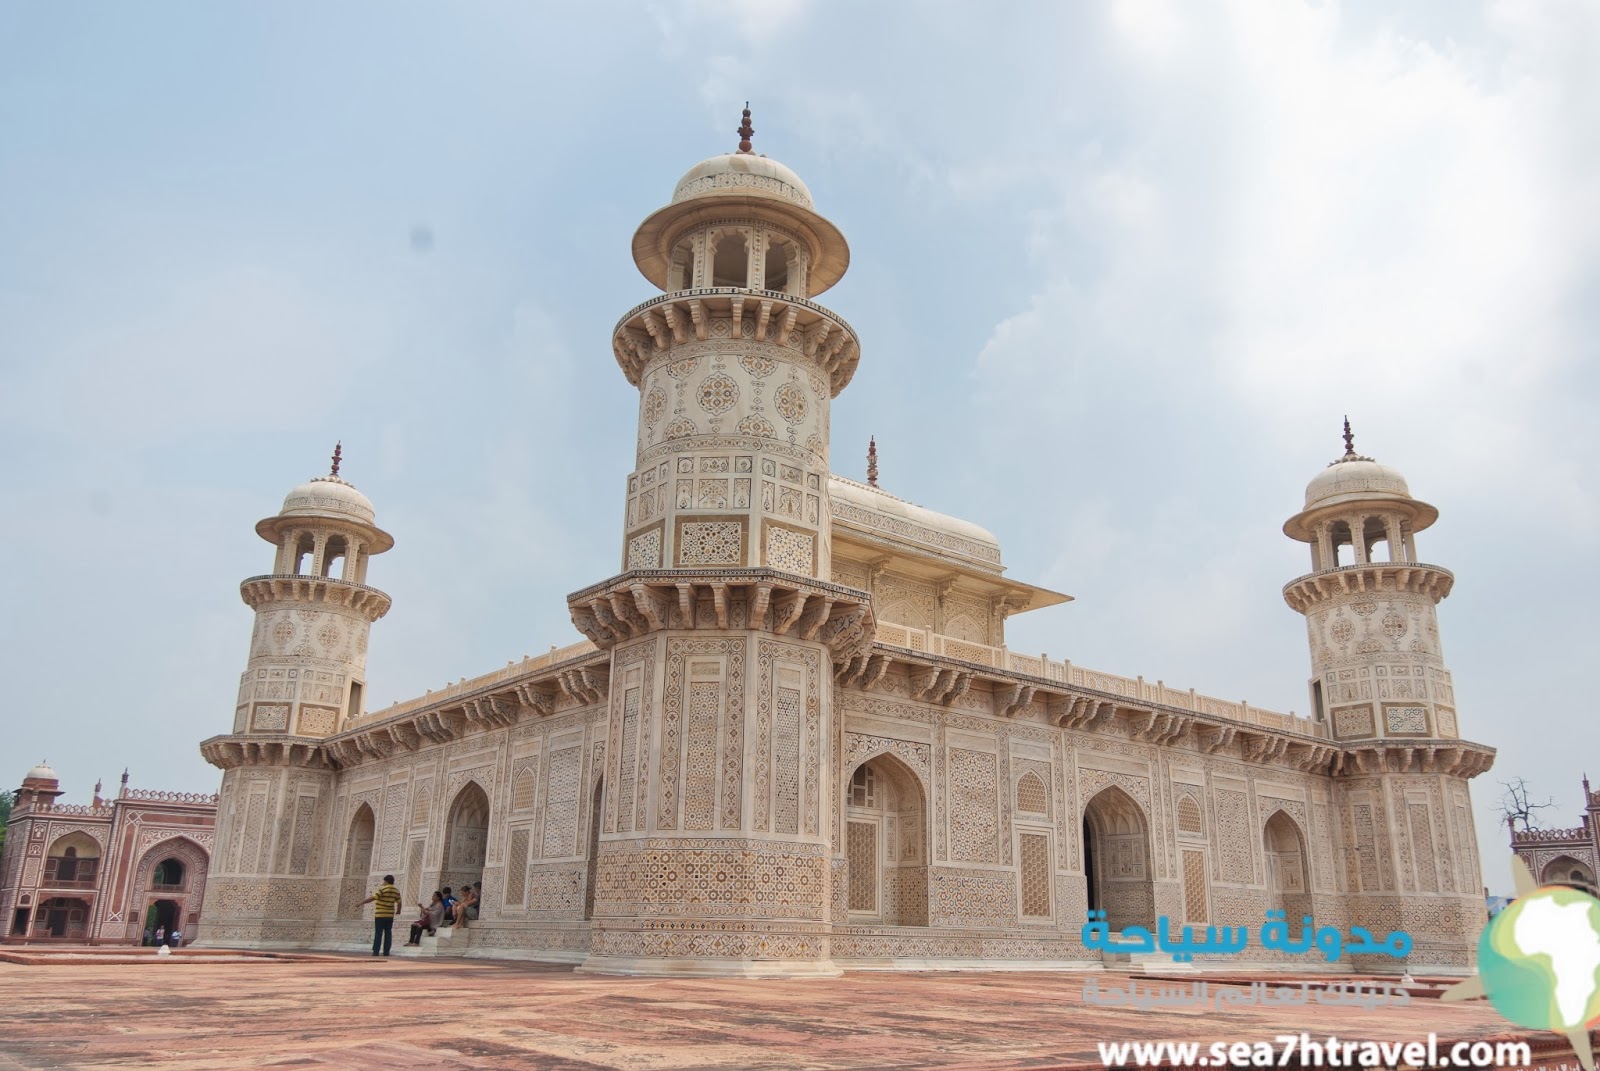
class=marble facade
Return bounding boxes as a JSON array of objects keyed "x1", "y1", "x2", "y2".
[{"x1": 194, "y1": 116, "x2": 1495, "y2": 976}]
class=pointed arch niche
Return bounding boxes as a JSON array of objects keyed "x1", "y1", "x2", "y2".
[
  {"x1": 1082, "y1": 785, "x2": 1155, "y2": 932},
  {"x1": 1263, "y1": 810, "x2": 1311, "y2": 918},
  {"x1": 844, "y1": 754, "x2": 928, "y2": 926},
  {"x1": 441, "y1": 781, "x2": 490, "y2": 896},
  {"x1": 339, "y1": 803, "x2": 376, "y2": 919},
  {"x1": 1539, "y1": 855, "x2": 1597, "y2": 896}
]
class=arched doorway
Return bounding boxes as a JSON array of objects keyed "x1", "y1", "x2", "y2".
[
  {"x1": 1264, "y1": 811, "x2": 1311, "y2": 918},
  {"x1": 147, "y1": 899, "x2": 180, "y2": 944},
  {"x1": 1541, "y1": 856, "x2": 1598, "y2": 896},
  {"x1": 844, "y1": 754, "x2": 928, "y2": 926},
  {"x1": 34, "y1": 897, "x2": 91, "y2": 939},
  {"x1": 125, "y1": 836, "x2": 209, "y2": 944},
  {"x1": 1082, "y1": 786, "x2": 1154, "y2": 932},
  {"x1": 340, "y1": 803, "x2": 376, "y2": 919},
  {"x1": 442, "y1": 782, "x2": 490, "y2": 900}
]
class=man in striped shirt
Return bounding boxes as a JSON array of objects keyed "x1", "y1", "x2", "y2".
[{"x1": 359, "y1": 875, "x2": 403, "y2": 957}]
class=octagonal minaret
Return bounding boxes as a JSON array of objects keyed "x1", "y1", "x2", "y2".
[
  {"x1": 570, "y1": 110, "x2": 873, "y2": 977},
  {"x1": 1282, "y1": 420, "x2": 1457, "y2": 744},
  {"x1": 1283, "y1": 420, "x2": 1492, "y2": 973},
  {"x1": 610, "y1": 106, "x2": 856, "y2": 580},
  {"x1": 197, "y1": 446, "x2": 393, "y2": 948}
]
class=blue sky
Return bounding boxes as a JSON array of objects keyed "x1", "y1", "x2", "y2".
[{"x1": 2, "y1": 1, "x2": 1596, "y2": 895}]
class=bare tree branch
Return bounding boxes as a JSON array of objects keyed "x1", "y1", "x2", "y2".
[{"x1": 1497, "y1": 776, "x2": 1555, "y2": 833}]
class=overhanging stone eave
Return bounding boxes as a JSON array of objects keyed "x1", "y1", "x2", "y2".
[
  {"x1": 856, "y1": 642, "x2": 1338, "y2": 769},
  {"x1": 322, "y1": 647, "x2": 613, "y2": 770}
]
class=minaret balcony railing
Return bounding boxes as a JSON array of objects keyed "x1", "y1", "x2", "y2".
[
  {"x1": 618, "y1": 286, "x2": 850, "y2": 330},
  {"x1": 239, "y1": 573, "x2": 393, "y2": 619},
  {"x1": 1282, "y1": 561, "x2": 1454, "y2": 612}
]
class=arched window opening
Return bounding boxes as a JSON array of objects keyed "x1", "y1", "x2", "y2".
[
  {"x1": 1082, "y1": 786, "x2": 1155, "y2": 933},
  {"x1": 844, "y1": 755, "x2": 928, "y2": 926},
  {"x1": 763, "y1": 237, "x2": 790, "y2": 293},
  {"x1": 152, "y1": 858, "x2": 186, "y2": 889},
  {"x1": 711, "y1": 232, "x2": 748, "y2": 288},
  {"x1": 321, "y1": 535, "x2": 348, "y2": 579},
  {"x1": 1016, "y1": 773, "x2": 1049, "y2": 815},
  {"x1": 1264, "y1": 811, "x2": 1311, "y2": 917},
  {"x1": 293, "y1": 533, "x2": 316, "y2": 575},
  {"x1": 44, "y1": 833, "x2": 100, "y2": 888},
  {"x1": 671, "y1": 242, "x2": 695, "y2": 290},
  {"x1": 1327, "y1": 520, "x2": 1353, "y2": 567},
  {"x1": 1176, "y1": 794, "x2": 1204, "y2": 835},
  {"x1": 1361, "y1": 516, "x2": 1390, "y2": 564}
]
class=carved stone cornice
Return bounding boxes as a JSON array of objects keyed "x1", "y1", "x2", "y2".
[
  {"x1": 239, "y1": 574, "x2": 392, "y2": 622},
  {"x1": 1281, "y1": 562, "x2": 1454, "y2": 613},
  {"x1": 612, "y1": 288, "x2": 860, "y2": 396},
  {"x1": 1334, "y1": 741, "x2": 1495, "y2": 779},
  {"x1": 856, "y1": 642, "x2": 1493, "y2": 781},
  {"x1": 307, "y1": 647, "x2": 610, "y2": 772},
  {"x1": 199, "y1": 735, "x2": 332, "y2": 771},
  {"x1": 567, "y1": 569, "x2": 875, "y2": 666}
]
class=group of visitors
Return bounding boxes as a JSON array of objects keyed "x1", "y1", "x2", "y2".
[
  {"x1": 359, "y1": 874, "x2": 481, "y2": 956},
  {"x1": 404, "y1": 882, "x2": 480, "y2": 945}
]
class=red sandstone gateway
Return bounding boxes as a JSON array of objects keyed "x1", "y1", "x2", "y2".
[{"x1": 0, "y1": 763, "x2": 216, "y2": 945}]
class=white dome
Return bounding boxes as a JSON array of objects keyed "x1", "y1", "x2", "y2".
[
  {"x1": 672, "y1": 153, "x2": 814, "y2": 210},
  {"x1": 1304, "y1": 458, "x2": 1413, "y2": 510},
  {"x1": 280, "y1": 475, "x2": 377, "y2": 526},
  {"x1": 25, "y1": 761, "x2": 56, "y2": 780}
]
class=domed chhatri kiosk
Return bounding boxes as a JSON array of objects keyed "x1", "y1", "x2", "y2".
[{"x1": 194, "y1": 114, "x2": 1494, "y2": 976}]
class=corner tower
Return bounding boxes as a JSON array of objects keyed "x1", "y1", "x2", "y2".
[
  {"x1": 1283, "y1": 421, "x2": 1455, "y2": 743},
  {"x1": 198, "y1": 446, "x2": 393, "y2": 948},
  {"x1": 611, "y1": 106, "x2": 855, "y2": 577},
  {"x1": 1283, "y1": 420, "x2": 1492, "y2": 972},
  {"x1": 569, "y1": 110, "x2": 873, "y2": 977}
]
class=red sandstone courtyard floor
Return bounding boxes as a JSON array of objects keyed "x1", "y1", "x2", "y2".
[{"x1": 0, "y1": 954, "x2": 1570, "y2": 1071}]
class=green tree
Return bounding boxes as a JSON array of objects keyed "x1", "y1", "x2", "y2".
[{"x1": 0, "y1": 789, "x2": 14, "y2": 855}]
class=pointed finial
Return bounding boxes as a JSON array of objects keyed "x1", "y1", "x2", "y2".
[
  {"x1": 867, "y1": 436, "x2": 879, "y2": 488},
  {"x1": 121, "y1": 768, "x2": 129, "y2": 784},
  {"x1": 330, "y1": 441, "x2": 343, "y2": 477},
  {"x1": 737, "y1": 103, "x2": 754, "y2": 154},
  {"x1": 1341, "y1": 416, "x2": 1355, "y2": 459}
]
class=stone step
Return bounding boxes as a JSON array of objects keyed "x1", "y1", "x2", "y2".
[{"x1": 394, "y1": 925, "x2": 474, "y2": 958}]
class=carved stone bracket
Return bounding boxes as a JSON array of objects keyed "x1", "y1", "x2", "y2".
[
  {"x1": 199, "y1": 736, "x2": 331, "y2": 771},
  {"x1": 1339, "y1": 742, "x2": 1493, "y2": 779},
  {"x1": 1132, "y1": 711, "x2": 1189, "y2": 746},
  {"x1": 1281, "y1": 562, "x2": 1454, "y2": 613},
  {"x1": 613, "y1": 289, "x2": 862, "y2": 396},
  {"x1": 994, "y1": 683, "x2": 1036, "y2": 719},
  {"x1": 238, "y1": 575, "x2": 393, "y2": 622},
  {"x1": 1194, "y1": 725, "x2": 1237, "y2": 755},
  {"x1": 566, "y1": 569, "x2": 875, "y2": 667}
]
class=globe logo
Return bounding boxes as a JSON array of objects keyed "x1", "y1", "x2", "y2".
[
  {"x1": 1478, "y1": 885, "x2": 1600, "y2": 1032},
  {"x1": 1444, "y1": 858, "x2": 1600, "y2": 1071}
]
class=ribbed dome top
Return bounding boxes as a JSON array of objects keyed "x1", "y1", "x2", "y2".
[
  {"x1": 25, "y1": 761, "x2": 56, "y2": 780},
  {"x1": 672, "y1": 153, "x2": 814, "y2": 210},
  {"x1": 1304, "y1": 457, "x2": 1413, "y2": 510},
  {"x1": 280, "y1": 474, "x2": 377, "y2": 526}
]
